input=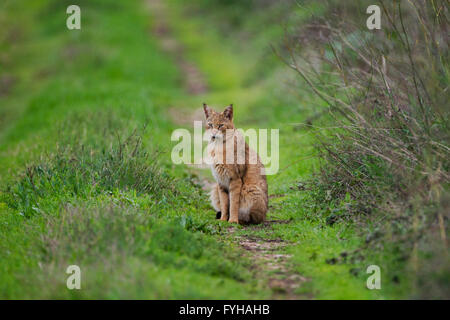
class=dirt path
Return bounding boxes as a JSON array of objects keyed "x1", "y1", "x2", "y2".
[
  {"x1": 148, "y1": 0, "x2": 207, "y2": 96},
  {"x1": 148, "y1": 0, "x2": 308, "y2": 299},
  {"x1": 237, "y1": 231, "x2": 309, "y2": 299}
]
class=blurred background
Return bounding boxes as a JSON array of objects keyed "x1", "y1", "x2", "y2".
[{"x1": 0, "y1": 0, "x2": 448, "y2": 299}]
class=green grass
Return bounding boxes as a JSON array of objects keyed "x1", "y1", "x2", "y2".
[
  {"x1": 165, "y1": 0, "x2": 411, "y2": 299},
  {"x1": 0, "y1": 0, "x2": 266, "y2": 299},
  {"x1": 0, "y1": 0, "x2": 413, "y2": 299}
]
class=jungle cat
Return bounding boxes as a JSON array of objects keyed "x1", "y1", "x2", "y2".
[{"x1": 203, "y1": 103, "x2": 268, "y2": 224}]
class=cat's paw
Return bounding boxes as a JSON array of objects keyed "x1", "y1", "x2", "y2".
[{"x1": 228, "y1": 218, "x2": 239, "y2": 224}]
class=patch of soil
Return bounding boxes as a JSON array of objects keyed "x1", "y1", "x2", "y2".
[
  {"x1": 237, "y1": 234, "x2": 308, "y2": 299},
  {"x1": 0, "y1": 74, "x2": 17, "y2": 96},
  {"x1": 148, "y1": 0, "x2": 207, "y2": 95},
  {"x1": 263, "y1": 219, "x2": 292, "y2": 226}
]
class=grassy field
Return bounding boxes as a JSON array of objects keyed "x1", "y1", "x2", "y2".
[{"x1": 0, "y1": 0, "x2": 440, "y2": 299}]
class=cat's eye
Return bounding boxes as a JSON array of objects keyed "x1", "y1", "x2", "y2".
[
  {"x1": 207, "y1": 123, "x2": 212, "y2": 128},
  {"x1": 218, "y1": 124, "x2": 223, "y2": 129}
]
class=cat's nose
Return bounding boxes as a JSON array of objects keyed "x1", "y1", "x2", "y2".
[{"x1": 211, "y1": 129, "x2": 218, "y2": 140}]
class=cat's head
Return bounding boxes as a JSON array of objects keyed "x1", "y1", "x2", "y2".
[{"x1": 203, "y1": 103, "x2": 235, "y2": 142}]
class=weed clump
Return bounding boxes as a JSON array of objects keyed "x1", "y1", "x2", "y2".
[{"x1": 2, "y1": 113, "x2": 176, "y2": 217}]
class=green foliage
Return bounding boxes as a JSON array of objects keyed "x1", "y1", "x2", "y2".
[
  {"x1": 41, "y1": 203, "x2": 248, "y2": 280},
  {"x1": 0, "y1": 0, "x2": 261, "y2": 299},
  {"x1": 164, "y1": 0, "x2": 410, "y2": 299},
  {"x1": 2, "y1": 0, "x2": 445, "y2": 300},
  {"x1": 278, "y1": 0, "x2": 449, "y2": 298},
  {"x1": 3, "y1": 124, "x2": 175, "y2": 218}
]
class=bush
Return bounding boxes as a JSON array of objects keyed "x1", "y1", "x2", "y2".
[{"x1": 278, "y1": 0, "x2": 449, "y2": 298}]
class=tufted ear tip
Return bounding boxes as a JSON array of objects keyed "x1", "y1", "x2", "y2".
[
  {"x1": 224, "y1": 104, "x2": 233, "y2": 120},
  {"x1": 203, "y1": 103, "x2": 210, "y2": 118}
]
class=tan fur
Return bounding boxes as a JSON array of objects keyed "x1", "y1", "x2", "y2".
[{"x1": 204, "y1": 103, "x2": 268, "y2": 224}]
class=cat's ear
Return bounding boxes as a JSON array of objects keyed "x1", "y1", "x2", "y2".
[
  {"x1": 223, "y1": 104, "x2": 233, "y2": 120},
  {"x1": 203, "y1": 103, "x2": 211, "y2": 119}
]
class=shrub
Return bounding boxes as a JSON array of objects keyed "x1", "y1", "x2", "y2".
[{"x1": 277, "y1": 0, "x2": 449, "y2": 298}]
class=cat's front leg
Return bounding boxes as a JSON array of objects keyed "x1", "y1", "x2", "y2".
[
  {"x1": 218, "y1": 186, "x2": 229, "y2": 221},
  {"x1": 228, "y1": 179, "x2": 242, "y2": 223}
]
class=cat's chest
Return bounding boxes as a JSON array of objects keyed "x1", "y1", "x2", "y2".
[
  {"x1": 211, "y1": 163, "x2": 231, "y2": 188},
  {"x1": 207, "y1": 140, "x2": 237, "y2": 188}
]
